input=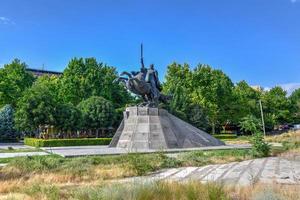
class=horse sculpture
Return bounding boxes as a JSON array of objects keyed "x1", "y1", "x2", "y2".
[{"x1": 114, "y1": 69, "x2": 170, "y2": 107}]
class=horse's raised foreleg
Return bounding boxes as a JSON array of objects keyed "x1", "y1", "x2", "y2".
[
  {"x1": 120, "y1": 71, "x2": 133, "y2": 78},
  {"x1": 113, "y1": 77, "x2": 128, "y2": 83}
]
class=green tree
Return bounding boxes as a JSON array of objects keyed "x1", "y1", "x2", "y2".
[
  {"x1": 262, "y1": 86, "x2": 292, "y2": 129},
  {"x1": 289, "y1": 88, "x2": 300, "y2": 124},
  {"x1": 14, "y1": 76, "x2": 59, "y2": 132},
  {"x1": 59, "y1": 57, "x2": 131, "y2": 107},
  {"x1": 55, "y1": 103, "x2": 82, "y2": 134},
  {"x1": 163, "y1": 63, "x2": 192, "y2": 121},
  {"x1": 0, "y1": 59, "x2": 35, "y2": 107},
  {"x1": 232, "y1": 81, "x2": 261, "y2": 124},
  {"x1": 191, "y1": 64, "x2": 234, "y2": 134},
  {"x1": 77, "y1": 96, "x2": 115, "y2": 134},
  {"x1": 0, "y1": 105, "x2": 18, "y2": 141},
  {"x1": 163, "y1": 63, "x2": 235, "y2": 133}
]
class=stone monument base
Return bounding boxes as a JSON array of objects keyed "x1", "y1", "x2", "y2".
[{"x1": 109, "y1": 106, "x2": 224, "y2": 150}]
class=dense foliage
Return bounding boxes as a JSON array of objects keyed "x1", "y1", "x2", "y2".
[
  {"x1": 59, "y1": 57, "x2": 131, "y2": 107},
  {"x1": 78, "y1": 96, "x2": 115, "y2": 130},
  {"x1": 1, "y1": 58, "x2": 299, "y2": 139},
  {"x1": 164, "y1": 62, "x2": 299, "y2": 133},
  {"x1": 15, "y1": 76, "x2": 59, "y2": 132},
  {"x1": 251, "y1": 132, "x2": 271, "y2": 157},
  {"x1": 0, "y1": 59, "x2": 35, "y2": 107}
]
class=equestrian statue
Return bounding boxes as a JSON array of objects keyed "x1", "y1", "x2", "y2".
[{"x1": 114, "y1": 44, "x2": 171, "y2": 107}]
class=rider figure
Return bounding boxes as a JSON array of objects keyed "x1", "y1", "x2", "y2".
[{"x1": 145, "y1": 64, "x2": 161, "y2": 104}]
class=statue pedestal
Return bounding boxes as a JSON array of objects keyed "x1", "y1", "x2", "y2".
[{"x1": 109, "y1": 106, "x2": 224, "y2": 150}]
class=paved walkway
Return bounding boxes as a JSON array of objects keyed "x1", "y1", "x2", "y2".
[
  {"x1": 0, "y1": 143, "x2": 33, "y2": 150},
  {"x1": 41, "y1": 144, "x2": 251, "y2": 157},
  {"x1": 0, "y1": 152, "x2": 49, "y2": 159},
  {"x1": 124, "y1": 156, "x2": 300, "y2": 186}
]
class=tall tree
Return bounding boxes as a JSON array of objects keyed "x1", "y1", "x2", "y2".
[
  {"x1": 14, "y1": 76, "x2": 59, "y2": 132},
  {"x1": 191, "y1": 64, "x2": 234, "y2": 134},
  {"x1": 262, "y1": 86, "x2": 292, "y2": 129},
  {"x1": 232, "y1": 80, "x2": 261, "y2": 124},
  {"x1": 163, "y1": 63, "x2": 235, "y2": 133},
  {"x1": 0, "y1": 59, "x2": 35, "y2": 107},
  {"x1": 289, "y1": 88, "x2": 300, "y2": 124},
  {"x1": 163, "y1": 62, "x2": 193, "y2": 120},
  {"x1": 59, "y1": 57, "x2": 131, "y2": 107}
]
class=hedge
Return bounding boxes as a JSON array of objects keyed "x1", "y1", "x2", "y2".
[
  {"x1": 24, "y1": 138, "x2": 112, "y2": 147},
  {"x1": 213, "y1": 134, "x2": 237, "y2": 140}
]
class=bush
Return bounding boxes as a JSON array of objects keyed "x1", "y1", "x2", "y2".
[
  {"x1": 24, "y1": 138, "x2": 112, "y2": 147},
  {"x1": 239, "y1": 115, "x2": 262, "y2": 135},
  {"x1": 251, "y1": 132, "x2": 271, "y2": 158}
]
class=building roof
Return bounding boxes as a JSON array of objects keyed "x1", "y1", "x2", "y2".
[{"x1": 26, "y1": 68, "x2": 62, "y2": 76}]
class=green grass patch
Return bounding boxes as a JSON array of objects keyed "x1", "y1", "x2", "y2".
[
  {"x1": 178, "y1": 149, "x2": 251, "y2": 166},
  {"x1": 3, "y1": 153, "x2": 180, "y2": 176},
  {"x1": 24, "y1": 137, "x2": 112, "y2": 147},
  {"x1": 2, "y1": 149, "x2": 252, "y2": 177}
]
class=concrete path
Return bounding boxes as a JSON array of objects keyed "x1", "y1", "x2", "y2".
[
  {"x1": 0, "y1": 152, "x2": 49, "y2": 159},
  {"x1": 0, "y1": 143, "x2": 34, "y2": 150},
  {"x1": 41, "y1": 144, "x2": 251, "y2": 157},
  {"x1": 124, "y1": 156, "x2": 300, "y2": 186}
]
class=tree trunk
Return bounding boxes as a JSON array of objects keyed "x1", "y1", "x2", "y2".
[{"x1": 212, "y1": 123, "x2": 215, "y2": 135}]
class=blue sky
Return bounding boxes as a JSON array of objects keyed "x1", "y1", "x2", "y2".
[{"x1": 0, "y1": 0, "x2": 299, "y2": 92}]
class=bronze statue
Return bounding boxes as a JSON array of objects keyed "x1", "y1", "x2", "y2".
[{"x1": 114, "y1": 44, "x2": 170, "y2": 107}]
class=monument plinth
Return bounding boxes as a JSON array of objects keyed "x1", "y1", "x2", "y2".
[{"x1": 109, "y1": 106, "x2": 224, "y2": 150}]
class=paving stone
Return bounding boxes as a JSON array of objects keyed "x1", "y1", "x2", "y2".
[
  {"x1": 151, "y1": 168, "x2": 182, "y2": 180},
  {"x1": 220, "y1": 160, "x2": 254, "y2": 185},
  {"x1": 169, "y1": 167, "x2": 198, "y2": 180},
  {"x1": 133, "y1": 157, "x2": 300, "y2": 186},
  {"x1": 237, "y1": 158, "x2": 266, "y2": 186},
  {"x1": 260, "y1": 157, "x2": 277, "y2": 184}
]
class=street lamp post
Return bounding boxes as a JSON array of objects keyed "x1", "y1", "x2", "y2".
[{"x1": 259, "y1": 99, "x2": 266, "y2": 136}]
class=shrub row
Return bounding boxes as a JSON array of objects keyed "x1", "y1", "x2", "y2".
[
  {"x1": 24, "y1": 138, "x2": 112, "y2": 147},
  {"x1": 213, "y1": 134, "x2": 237, "y2": 140}
]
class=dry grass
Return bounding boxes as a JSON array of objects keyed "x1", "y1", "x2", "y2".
[
  {"x1": 1, "y1": 180, "x2": 300, "y2": 200},
  {"x1": 265, "y1": 130, "x2": 300, "y2": 143},
  {"x1": 228, "y1": 183, "x2": 300, "y2": 200},
  {"x1": 224, "y1": 139, "x2": 250, "y2": 145}
]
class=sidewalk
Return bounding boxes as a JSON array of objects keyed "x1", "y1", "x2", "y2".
[
  {"x1": 0, "y1": 151, "x2": 49, "y2": 159},
  {"x1": 41, "y1": 144, "x2": 251, "y2": 157}
]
